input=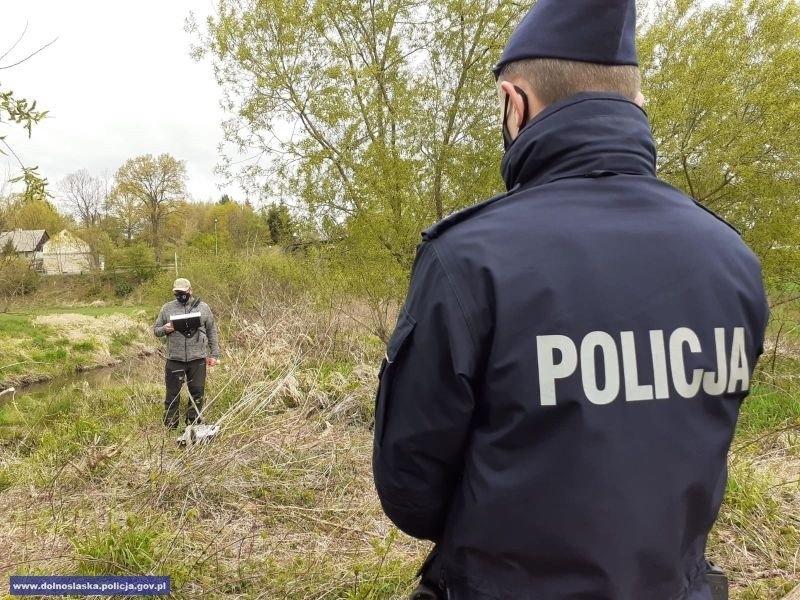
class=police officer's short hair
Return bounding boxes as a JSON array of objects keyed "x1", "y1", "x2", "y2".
[{"x1": 499, "y1": 59, "x2": 641, "y2": 106}]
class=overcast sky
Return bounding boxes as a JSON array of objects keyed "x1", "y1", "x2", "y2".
[{"x1": 1, "y1": 0, "x2": 240, "y2": 204}]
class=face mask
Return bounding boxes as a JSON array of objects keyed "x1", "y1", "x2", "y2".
[
  {"x1": 502, "y1": 85, "x2": 530, "y2": 152},
  {"x1": 175, "y1": 292, "x2": 190, "y2": 304}
]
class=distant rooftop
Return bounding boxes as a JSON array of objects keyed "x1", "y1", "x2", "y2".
[{"x1": 0, "y1": 229, "x2": 49, "y2": 253}]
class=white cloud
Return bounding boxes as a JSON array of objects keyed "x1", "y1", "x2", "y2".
[{"x1": 1, "y1": 0, "x2": 242, "y2": 204}]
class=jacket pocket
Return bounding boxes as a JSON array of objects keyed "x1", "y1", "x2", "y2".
[{"x1": 375, "y1": 307, "x2": 416, "y2": 446}]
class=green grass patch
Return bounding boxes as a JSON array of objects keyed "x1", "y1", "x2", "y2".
[
  {"x1": 110, "y1": 330, "x2": 138, "y2": 355},
  {"x1": 228, "y1": 546, "x2": 418, "y2": 599},
  {"x1": 0, "y1": 393, "x2": 74, "y2": 429},
  {"x1": 71, "y1": 512, "x2": 188, "y2": 582},
  {"x1": 0, "y1": 468, "x2": 12, "y2": 493},
  {"x1": 0, "y1": 313, "x2": 41, "y2": 338},
  {"x1": 0, "y1": 306, "x2": 154, "y2": 386},
  {"x1": 71, "y1": 340, "x2": 96, "y2": 353},
  {"x1": 738, "y1": 386, "x2": 800, "y2": 438}
]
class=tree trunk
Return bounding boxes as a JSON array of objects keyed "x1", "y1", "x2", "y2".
[{"x1": 151, "y1": 212, "x2": 161, "y2": 262}]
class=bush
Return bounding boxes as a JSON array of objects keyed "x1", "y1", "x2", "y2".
[
  {"x1": 103, "y1": 243, "x2": 160, "y2": 297},
  {"x1": 112, "y1": 277, "x2": 134, "y2": 297},
  {"x1": 0, "y1": 255, "x2": 40, "y2": 309}
]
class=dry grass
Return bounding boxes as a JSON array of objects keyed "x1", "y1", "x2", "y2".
[
  {"x1": 0, "y1": 293, "x2": 426, "y2": 599},
  {"x1": 1, "y1": 288, "x2": 799, "y2": 599}
]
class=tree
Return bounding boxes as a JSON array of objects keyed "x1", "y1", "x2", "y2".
[
  {"x1": 265, "y1": 203, "x2": 295, "y2": 245},
  {"x1": 0, "y1": 236, "x2": 39, "y2": 311},
  {"x1": 639, "y1": 0, "x2": 800, "y2": 284},
  {"x1": 4, "y1": 195, "x2": 65, "y2": 233},
  {"x1": 197, "y1": 0, "x2": 800, "y2": 310},
  {"x1": 105, "y1": 189, "x2": 145, "y2": 245},
  {"x1": 193, "y1": 0, "x2": 515, "y2": 276},
  {"x1": 113, "y1": 154, "x2": 187, "y2": 261},
  {"x1": 74, "y1": 226, "x2": 113, "y2": 271},
  {"x1": 58, "y1": 169, "x2": 106, "y2": 227},
  {"x1": 104, "y1": 243, "x2": 159, "y2": 297}
]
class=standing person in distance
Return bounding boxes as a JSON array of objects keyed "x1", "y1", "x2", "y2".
[
  {"x1": 153, "y1": 278, "x2": 220, "y2": 429},
  {"x1": 372, "y1": 0, "x2": 769, "y2": 598}
]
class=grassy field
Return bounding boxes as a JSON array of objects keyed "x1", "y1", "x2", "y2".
[
  {"x1": 0, "y1": 305, "x2": 155, "y2": 388},
  {"x1": 0, "y1": 294, "x2": 424, "y2": 599},
  {"x1": 0, "y1": 288, "x2": 798, "y2": 598}
]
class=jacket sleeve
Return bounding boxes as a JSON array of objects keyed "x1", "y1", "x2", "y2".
[
  {"x1": 153, "y1": 305, "x2": 170, "y2": 337},
  {"x1": 372, "y1": 241, "x2": 478, "y2": 542},
  {"x1": 204, "y1": 306, "x2": 221, "y2": 359}
]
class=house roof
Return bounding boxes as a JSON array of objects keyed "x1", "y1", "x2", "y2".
[
  {"x1": 42, "y1": 229, "x2": 91, "y2": 253},
  {"x1": 0, "y1": 229, "x2": 49, "y2": 253}
]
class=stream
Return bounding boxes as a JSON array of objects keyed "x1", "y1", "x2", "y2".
[{"x1": 4, "y1": 355, "x2": 163, "y2": 398}]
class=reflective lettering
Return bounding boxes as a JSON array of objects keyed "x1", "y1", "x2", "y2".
[
  {"x1": 649, "y1": 330, "x2": 670, "y2": 400},
  {"x1": 727, "y1": 327, "x2": 750, "y2": 393},
  {"x1": 537, "y1": 335, "x2": 578, "y2": 406},
  {"x1": 581, "y1": 332, "x2": 620, "y2": 405},
  {"x1": 669, "y1": 327, "x2": 703, "y2": 398},
  {"x1": 621, "y1": 331, "x2": 654, "y2": 402},
  {"x1": 702, "y1": 328, "x2": 728, "y2": 395}
]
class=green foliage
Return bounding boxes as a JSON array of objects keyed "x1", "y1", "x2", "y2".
[
  {"x1": 1, "y1": 85, "x2": 49, "y2": 202},
  {"x1": 113, "y1": 154, "x2": 187, "y2": 261},
  {"x1": 640, "y1": 0, "x2": 800, "y2": 284},
  {"x1": 104, "y1": 243, "x2": 159, "y2": 297},
  {"x1": 265, "y1": 202, "x2": 296, "y2": 245},
  {"x1": 103, "y1": 189, "x2": 145, "y2": 245},
  {"x1": 72, "y1": 226, "x2": 113, "y2": 272},
  {"x1": 2, "y1": 196, "x2": 64, "y2": 232},
  {"x1": 194, "y1": 0, "x2": 514, "y2": 315},
  {"x1": 190, "y1": 0, "x2": 800, "y2": 328},
  {"x1": 0, "y1": 250, "x2": 39, "y2": 311}
]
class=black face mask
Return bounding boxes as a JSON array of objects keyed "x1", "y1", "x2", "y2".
[
  {"x1": 502, "y1": 85, "x2": 530, "y2": 152},
  {"x1": 175, "y1": 292, "x2": 190, "y2": 304}
]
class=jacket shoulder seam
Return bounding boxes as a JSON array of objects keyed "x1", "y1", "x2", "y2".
[{"x1": 429, "y1": 242, "x2": 479, "y2": 353}]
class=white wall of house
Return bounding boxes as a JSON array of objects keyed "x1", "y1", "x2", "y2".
[{"x1": 41, "y1": 230, "x2": 102, "y2": 275}]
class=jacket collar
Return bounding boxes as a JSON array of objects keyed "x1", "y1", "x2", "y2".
[{"x1": 500, "y1": 92, "x2": 657, "y2": 191}]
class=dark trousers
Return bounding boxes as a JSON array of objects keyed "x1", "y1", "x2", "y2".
[{"x1": 164, "y1": 358, "x2": 207, "y2": 427}]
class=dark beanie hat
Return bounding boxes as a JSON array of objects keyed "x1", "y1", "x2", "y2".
[{"x1": 494, "y1": 0, "x2": 639, "y2": 78}]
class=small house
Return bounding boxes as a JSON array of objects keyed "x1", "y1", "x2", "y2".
[
  {"x1": 0, "y1": 229, "x2": 49, "y2": 259},
  {"x1": 41, "y1": 230, "x2": 103, "y2": 275},
  {"x1": 0, "y1": 229, "x2": 49, "y2": 271}
]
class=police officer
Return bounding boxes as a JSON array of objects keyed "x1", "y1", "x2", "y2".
[{"x1": 372, "y1": 1, "x2": 769, "y2": 598}]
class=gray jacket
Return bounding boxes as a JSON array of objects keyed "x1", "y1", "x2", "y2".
[{"x1": 154, "y1": 297, "x2": 220, "y2": 362}]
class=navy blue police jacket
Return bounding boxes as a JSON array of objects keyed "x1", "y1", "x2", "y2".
[{"x1": 372, "y1": 93, "x2": 769, "y2": 600}]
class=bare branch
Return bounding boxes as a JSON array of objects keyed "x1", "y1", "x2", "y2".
[
  {"x1": 0, "y1": 37, "x2": 59, "y2": 70},
  {"x1": 0, "y1": 22, "x2": 29, "y2": 64}
]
